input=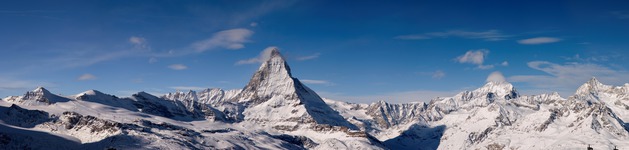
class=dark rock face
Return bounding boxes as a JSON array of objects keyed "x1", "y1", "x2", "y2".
[
  {"x1": 467, "y1": 127, "x2": 494, "y2": 144},
  {"x1": 271, "y1": 134, "x2": 319, "y2": 149},
  {"x1": 59, "y1": 111, "x2": 122, "y2": 133},
  {"x1": 366, "y1": 101, "x2": 426, "y2": 129},
  {"x1": 0, "y1": 104, "x2": 50, "y2": 128}
]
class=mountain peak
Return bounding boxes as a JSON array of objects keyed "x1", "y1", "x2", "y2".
[
  {"x1": 33, "y1": 86, "x2": 51, "y2": 94},
  {"x1": 576, "y1": 77, "x2": 610, "y2": 95},
  {"x1": 234, "y1": 48, "x2": 354, "y2": 128},
  {"x1": 475, "y1": 81, "x2": 518, "y2": 100},
  {"x1": 22, "y1": 86, "x2": 69, "y2": 104},
  {"x1": 587, "y1": 77, "x2": 602, "y2": 86},
  {"x1": 80, "y1": 89, "x2": 105, "y2": 96},
  {"x1": 75, "y1": 89, "x2": 119, "y2": 102},
  {"x1": 236, "y1": 49, "x2": 294, "y2": 104},
  {"x1": 480, "y1": 80, "x2": 514, "y2": 91},
  {"x1": 269, "y1": 47, "x2": 281, "y2": 58}
]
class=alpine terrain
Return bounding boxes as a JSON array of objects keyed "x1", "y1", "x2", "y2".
[{"x1": 1, "y1": 48, "x2": 628, "y2": 149}]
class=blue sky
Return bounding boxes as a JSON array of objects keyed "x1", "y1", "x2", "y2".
[{"x1": 2, "y1": 0, "x2": 629, "y2": 103}]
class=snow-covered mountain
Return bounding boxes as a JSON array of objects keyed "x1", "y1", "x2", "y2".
[{"x1": 2, "y1": 49, "x2": 628, "y2": 149}]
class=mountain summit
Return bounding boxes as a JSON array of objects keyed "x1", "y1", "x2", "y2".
[
  {"x1": 235, "y1": 48, "x2": 295, "y2": 105},
  {"x1": 477, "y1": 81, "x2": 519, "y2": 100},
  {"x1": 4, "y1": 87, "x2": 70, "y2": 105},
  {"x1": 575, "y1": 77, "x2": 611, "y2": 96},
  {"x1": 234, "y1": 48, "x2": 353, "y2": 129}
]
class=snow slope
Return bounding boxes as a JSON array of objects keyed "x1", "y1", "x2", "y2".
[{"x1": 2, "y1": 49, "x2": 628, "y2": 149}]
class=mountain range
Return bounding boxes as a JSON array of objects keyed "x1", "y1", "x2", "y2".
[{"x1": 1, "y1": 48, "x2": 628, "y2": 150}]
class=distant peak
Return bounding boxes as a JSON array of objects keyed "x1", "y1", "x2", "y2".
[
  {"x1": 81, "y1": 89, "x2": 105, "y2": 96},
  {"x1": 266, "y1": 48, "x2": 286, "y2": 63},
  {"x1": 576, "y1": 77, "x2": 609, "y2": 95},
  {"x1": 135, "y1": 91, "x2": 153, "y2": 97},
  {"x1": 587, "y1": 77, "x2": 602, "y2": 85},
  {"x1": 269, "y1": 47, "x2": 281, "y2": 57},
  {"x1": 33, "y1": 86, "x2": 51, "y2": 94},
  {"x1": 374, "y1": 100, "x2": 388, "y2": 105},
  {"x1": 483, "y1": 80, "x2": 513, "y2": 87},
  {"x1": 474, "y1": 80, "x2": 518, "y2": 99}
]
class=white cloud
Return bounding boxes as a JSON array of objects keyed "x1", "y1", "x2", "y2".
[
  {"x1": 168, "y1": 64, "x2": 188, "y2": 70},
  {"x1": 50, "y1": 49, "x2": 135, "y2": 68},
  {"x1": 611, "y1": 11, "x2": 629, "y2": 19},
  {"x1": 562, "y1": 54, "x2": 613, "y2": 62},
  {"x1": 318, "y1": 90, "x2": 461, "y2": 104},
  {"x1": 296, "y1": 53, "x2": 320, "y2": 61},
  {"x1": 477, "y1": 65, "x2": 495, "y2": 70},
  {"x1": 456, "y1": 49, "x2": 488, "y2": 65},
  {"x1": 77, "y1": 73, "x2": 97, "y2": 81},
  {"x1": 148, "y1": 57, "x2": 158, "y2": 64},
  {"x1": 170, "y1": 86, "x2": 207, "y2": 91},
  {"x1": 396, "y1": 30, "x2": 509, "y2": 41},
  {"x1": 517, "y1": 37, "x2": 561, "y2": 45},
  {"x1": 432, "y1": 70, "x2": 446, "y2": 79},
  {"x1": 501, "y1": 61, "x2": 509, "y2": 66},
  {"x1": 236, "y1": 46, "x2": 278, "y2": 65},
  {"x1": 394, "y1": 35, "x2": 431, "y2": 40},
  {"x1": 486, "y1": 71, "x2": 506, "y2": 83},
  {"x1": 301, "y1": 79, "x2": 334, "y2": 86},
  {"x1": 132, "y1": 78, "x2": 143, "y2": 83},
  {"x1": 455, "y1": 49, "x2": 494, "y2": 69},
  {"x1": 129, "y1": 36, "x2": 148, "y2": 49},
  {"x1": 192, "y1": 28, "x2": 254, "y2": 52},
  {"x1": 508, "y1": 61, "x2": 629, "y2": 96},
  {"x1": 0, "y1": 77, "x2": 49, "y2": 90}
]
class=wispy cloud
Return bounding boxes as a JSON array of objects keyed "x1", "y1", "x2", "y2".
[
  {"x1": 394, "y1": 35, "x2": 431, "y2": 40},
  {"x1": 296, "y1": 53, "x2": 320, "y2": 61},
  {"x1": 0, "y1": 10, "x2": 64, "y2": 20},
  {"x1": 301, "y1": 79, "x2": 334, "y2": 86},
  {"x1": 77, "y1": 73, "x2": 97, "y2": 81},
  {"x1": 148, "y1": 57, "x2": 158, "y2": 64},
  {"x1": 517, "y1": 37, "x2": 561, "y2": 45},
  {"x1": 611, "y1": 11, "x2": 629, "y2": 19},
  {"x1": 319, "y1": 90, "x2": 461, "y2": 103},
  {"x1": 191, "y1": 28, "x2": 253, "y2": 52},
  {"x1": 396, "y1": 30, "x2": 510, "y2": 41},
  {"x1": 501, "y1": 61, "x2": 509, "y2": 66},
  {"x1": 0, "y1": 78, "x2": 44, "y2": 90},
  {"x1": 455, "y1": 49, "x2": 494, "y2": 69},
  {"x1": 170, "y1": 86, "x2": 207, "y2": 91},
  {"x1": 562, "y1": 54, "x2": 614, "y2": 62},
  {"x1": 236, "y1": 46, "x2": 277, "y2": 65},
  {"x1": 432, "y1": 70, "x2": 446, "y2": 79},
  {"x1": 508, "y1": 61, "x2": 629, "y2": 96},
  {"x1": 168, "y1": 64, "x2": 188, "y2": 70},
  {"x1": 129, "y1": 36, "x2": 149, "y2": 50},
  {"x1": 0, "y1": 76, "x2": 54, "y2": 96}
]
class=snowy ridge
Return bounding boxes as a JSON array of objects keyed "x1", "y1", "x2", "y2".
[
  {"x1": 1, "y1": 50, "x2": 629, "y2": 149},
  {"x1": 4, "y1": 87, "x2": 70, "y2": 105}
]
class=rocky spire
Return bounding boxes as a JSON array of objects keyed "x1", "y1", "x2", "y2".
[
  {"x1": 235, "y1": 48, "x2": 296, "y2": 105},
  {"x1": 234, "y1": 48, "x2": 355, "y2": 128},
  {"x1": 576, "y1": 77, "x2": 610, "y2": 95},
  {"x1": 22, "y1": 87, "x2": 69, "y2": 104}
]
